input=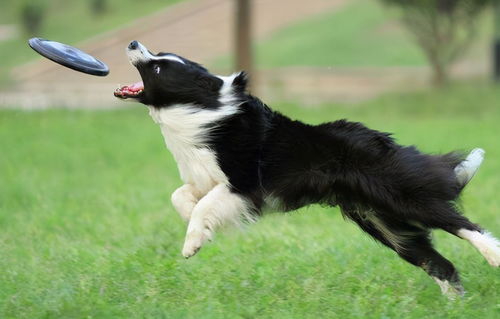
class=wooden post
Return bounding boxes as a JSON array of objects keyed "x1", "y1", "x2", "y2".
[
  {"x1": 495, "y1": 0, "x2": 500, "y2": 81},
  {"x1": 235, "y1": 0, "x2": 253, "y2": 85}
]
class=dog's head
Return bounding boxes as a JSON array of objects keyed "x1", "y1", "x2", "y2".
[{"x1": 114, "y1": 41, "x2": 247, "y2": 108}]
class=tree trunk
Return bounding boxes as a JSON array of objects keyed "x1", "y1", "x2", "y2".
[
  {"x1": 494, "y1": 0, "x2": 500, "y2": 81},
  {"x1": 429, "y1": 56, "x2": 448, "y2": 87}
]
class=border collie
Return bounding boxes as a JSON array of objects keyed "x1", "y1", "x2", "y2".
[{"x1": 115, "y1": 41, "x2": 499, "y2": 297}]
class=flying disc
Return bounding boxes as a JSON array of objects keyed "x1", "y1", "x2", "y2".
[{"x1": 28, "y1": 37, "x2": 109, "y2": 76}]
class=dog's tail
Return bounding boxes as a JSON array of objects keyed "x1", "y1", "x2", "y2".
[{"x1": 454, "y1": 148, "x2": 485, "y2": 188}]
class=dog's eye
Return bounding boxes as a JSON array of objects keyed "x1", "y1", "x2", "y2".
[{"x1": 154, "y1": 65, "x2": 161, "y2": 74}]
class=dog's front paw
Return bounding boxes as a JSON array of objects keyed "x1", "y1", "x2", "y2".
[{"x1": 182, "y1": 228, "x2": 212, "y2": 258}]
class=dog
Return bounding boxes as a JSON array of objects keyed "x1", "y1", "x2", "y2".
[{"x1": 115, "y1": 41, "x2": 499, "y2": 297}]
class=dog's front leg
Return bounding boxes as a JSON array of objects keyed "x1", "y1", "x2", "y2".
[
  {"x1": 182, "y1": 184, "x2": 251, "y2": 258},
  {"x1": 171, "y1": 184, "x2": 202, "y2": 222}
]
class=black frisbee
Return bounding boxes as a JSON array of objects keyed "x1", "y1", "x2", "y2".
[{"x1": 28, "y1": 37, "x2": 109, "y2": 76}]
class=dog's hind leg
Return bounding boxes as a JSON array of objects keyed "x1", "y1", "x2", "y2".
[
  {"x1": 182, "y1": 184, "x2": 255, "y2": 258},
  {"x1": 457, "y1": 229, "x2": 500, "y2": 267},
  {"x1": 416, "y1": 204, "x2": 500, "y2": 267},
  {"x1": 347, "y1": 212, "x2": 464, "y2": 297},
  {"x1": 397, "y1": 235, "x2": 465, "y2": 298}
]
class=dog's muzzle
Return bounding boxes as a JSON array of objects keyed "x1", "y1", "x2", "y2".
[{"x1": 126, "y1": 40, "x2": 150, "y2": 66}]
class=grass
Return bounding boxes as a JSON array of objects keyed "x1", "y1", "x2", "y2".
[
  {"x1": 215, "y1": 0, "x2": 492, "y2": 70},
  {"x1": 213, "y1": 0, "x2": 426, "y2": 70},
  {"x1": 256, "y1": 0, "x2": 427, "y2": 68},
  {"x1": 1, "y1": 84, "x2": 500, "y2": 318},
  {"x1": 0, "y1": 0, "x2": 183, "y2": 86}
]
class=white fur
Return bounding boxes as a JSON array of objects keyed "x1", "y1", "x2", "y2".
[
  {"x1": 149, "y1": 104, "x2": 238, "y2": 194},
  {"x1": 146, "y1": 71, "x2": 253, "y2": 258},
  {"x1": 147, "y1": 69, "x2": 242, "y2": 194},
  {"x1": 432, "y1": 277, "x2": 464, "y2": 298},
  {"x1": 218, "y1": 74, "x2": 238, "y2": 96},
  {"x1": 171, "y1": 184, "x2": 201, "y2": 222},
  {"x1": 127, "y1": 41, "x2": 185, "y2": 65},
  {"x1": 217, "y1": 73, "x2": 243, "y2": 106},
  {"x1": 455, "y1": 148, "x2": 484, "y2": 186},
  {"x1": 182, "y1": 184, "x2": 255, "y2": 258},
  {"x1": 458, "y1": 229, "x2": 500, "y2": 267}
]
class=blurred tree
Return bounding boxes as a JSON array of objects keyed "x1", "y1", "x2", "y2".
[
  {"x1": 19, "y1": 0, "x2": 47, "y2": 36},
  {"x1": 380, "y1": 0, "x2": 491, "y2": 86},
  {"x1": 91, "y1": 0, "x2": 108, "y2": 16}
]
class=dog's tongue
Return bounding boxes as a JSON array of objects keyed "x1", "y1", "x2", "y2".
[
  {"x1": 114, "y1": 81, "x2": 144, "y2": 98},
  {"x1": 128, "y1": 81, "x2": 144, "y2": 91}
]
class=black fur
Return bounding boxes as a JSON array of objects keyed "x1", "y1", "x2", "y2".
[
  {"x1": 126, "y1": 45, "x2": 486, "y2": 293},
  {"x1": 225, "y1": 91, "x2": 480, "y2": 291},
  {"x1": 136, "y1": 53, "x2": 224, "y2": 109}
]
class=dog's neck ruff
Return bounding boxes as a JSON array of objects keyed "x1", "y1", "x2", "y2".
[{"x1": 148, "y1": 80, "x2": 240, "y2": 193}]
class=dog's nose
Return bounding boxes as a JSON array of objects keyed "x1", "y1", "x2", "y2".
[{"x1": 128, "y1": 40, "x2": 138, "y2": 50}]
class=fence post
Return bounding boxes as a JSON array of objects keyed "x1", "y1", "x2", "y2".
[{"x1": 235, "y1": 0, "x2": 253, "y2": 87}]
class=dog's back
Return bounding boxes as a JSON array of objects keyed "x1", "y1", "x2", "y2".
[{"x1": 117, "y1": 41, "x2": 499, "y2": 297}]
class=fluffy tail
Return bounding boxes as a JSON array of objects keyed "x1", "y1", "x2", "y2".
[{"x1": 454, "y1": 148, "x2": 485, "y2": 188}]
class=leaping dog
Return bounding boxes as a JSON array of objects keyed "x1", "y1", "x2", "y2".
[{"x1": 115, "y1": 41, "x2": 499, "y2": 297}]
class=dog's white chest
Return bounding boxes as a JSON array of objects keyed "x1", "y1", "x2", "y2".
[
  {"x1": 149, "y1": 105, "x2": 232, "y2": 193},
  {"x1": 162, "y1": 138, "x2": 225, "y2": 193}
]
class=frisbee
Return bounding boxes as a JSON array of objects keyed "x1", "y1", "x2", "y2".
[{"x1": 28, "y1": 37, "x2": 109, "y2": 76}]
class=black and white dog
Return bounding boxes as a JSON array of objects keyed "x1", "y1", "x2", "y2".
[{"x1": 115, "y1": 41, "x2": 499, "y2": 297}]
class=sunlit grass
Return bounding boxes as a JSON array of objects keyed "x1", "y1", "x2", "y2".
[
  {"x1": 1, "y1": 84, "x2": 499, "y2": 318},
  {"x1": 215, "y1": 0, "x2": 492, "y2": 70}
]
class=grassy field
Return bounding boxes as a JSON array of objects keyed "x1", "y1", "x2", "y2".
[
  {"x1": 0, "y1": 0, "x2": 182, "y2": 86},
  {"x1": 255, "y1": 0, "x2": 426, "y2": 68},
  {"x1": 1, "y1": 84, "x2": 499, "y2": 318},
  {"x1": 214, "y1": 0, "x2": 424, "y2": 69},
  {"x1": 212, "y1": 0, "x2": 492, "y2": 69}
]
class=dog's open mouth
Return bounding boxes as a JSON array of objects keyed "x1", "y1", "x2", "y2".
[{"x1": 114, "y1": 81, "x2": 144, "y2": 99}]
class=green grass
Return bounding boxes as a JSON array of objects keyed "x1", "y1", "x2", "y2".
[
  {"x1": 0, "y1": 0, "x2": 183, "y2": 86},
  {"x1": 258, "y1": 0, "x2": 427, "y2": 68},
  {"x1": 215, "y1": 0, "x2": 492, "y2": 70},
  {"x1": 1, "y1": 85, "x2": 500, "y2": 318},
  {"x1": 214, "y1": 0, "x2": 427, "y2": 70}
]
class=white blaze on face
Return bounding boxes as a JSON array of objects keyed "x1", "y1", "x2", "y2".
[{"x1": 127, "y1": 41, "x2": 185, "y2": 66}]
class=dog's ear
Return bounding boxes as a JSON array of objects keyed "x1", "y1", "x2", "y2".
[
  {"x1": 197, "y1": 74, "x2": 224, "y2": 92},
  {"x1": 232, "y1": 71, "x2": 248, "y2": 92}
]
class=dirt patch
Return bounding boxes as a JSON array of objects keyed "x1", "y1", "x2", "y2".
[
  {"x1": 1, "y1": 0, "x2": 489, "y2": 109},
  {"x1": 3, "y1": 0, "x2": 346, "y2": 109},
  {"x1": 0, "y1": 25, "x2": 18, "y2": 42}
]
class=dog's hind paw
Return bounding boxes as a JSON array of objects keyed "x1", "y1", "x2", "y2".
[
  {"x1": 481, "y1": 242, "x2": 500, "y2": 267},
  {"x1": 458, "y1": 229, "x2": 500, "y2": 267},
  {"x1": 432, "y1": 277, "x2": 465, "y2": 300}
]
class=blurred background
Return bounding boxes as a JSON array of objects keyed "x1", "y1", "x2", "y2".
[
  {"x1": 0, "y1": 0, "x2": 498, "y2": 107},
  {"x1": 1, "y1": 1, "x2": 499, "y2": 318}
]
